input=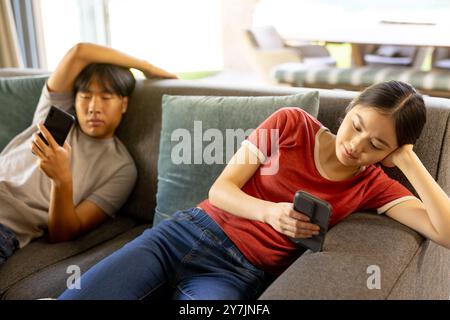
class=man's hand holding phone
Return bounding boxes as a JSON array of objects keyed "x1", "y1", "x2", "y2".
[
  {"x1": 32, "y1": 124, "x2": 72, "y2": 185},
  {"x1": 265, "y1": 202, "x2": 321, "y2": 239}
]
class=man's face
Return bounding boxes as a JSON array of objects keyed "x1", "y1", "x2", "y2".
[
  {"x1": 75, "y1": 76, "x2": 128, "y2": 139},
  {"x1": 335, "y1": 105, "x2": 399, "y2": 167}
]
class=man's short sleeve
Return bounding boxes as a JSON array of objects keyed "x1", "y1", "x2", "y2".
[
  {"x1": 86, "y1": 162, "x2": 138, "y2": 217},
  {"x1": 361, "y1": 168, "x2": 418, "y2": 214},
  {"x1": 242, "y1": 107, "x2": 307, "y2": 163},
  {"x1": 32, "y1": 83, "x2": 75, "y2": 126}
]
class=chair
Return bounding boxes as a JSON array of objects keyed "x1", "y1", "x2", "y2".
[
  {"x1": 250, "y1": 26, "x2": 336, "y2": 67},
  {"x1": 363, "y1": 45, "x2": 419, "y2": 67},
  {"x1": 432, "y1": 47, "x2": 450, "y2": 69},
  {"x1": 242, "y1": 26, "x2": 336, "y2": 83}
]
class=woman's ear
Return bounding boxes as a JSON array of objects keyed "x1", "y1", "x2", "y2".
[{"x1": 121, "y1": 97, "x2": 129, "y2": 114}]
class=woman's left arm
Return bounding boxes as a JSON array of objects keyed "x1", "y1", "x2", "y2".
[{"x1": 384, "y1": 145, "x2": 450, "y2": 249}]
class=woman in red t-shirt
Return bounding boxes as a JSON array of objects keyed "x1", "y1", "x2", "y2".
[{"x1": 59, "y1": 80, "x2": 450, "y2": 300}]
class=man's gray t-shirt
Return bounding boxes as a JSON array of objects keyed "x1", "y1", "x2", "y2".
[{"x1": 0, "y1": 84, "x2": 137, "y2": 248}]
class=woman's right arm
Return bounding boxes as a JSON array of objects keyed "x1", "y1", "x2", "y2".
[
  {"x1": 208, "y1": 143, "x2": 320, "y2": 239},
  {"x1": 48, "y1": 42, "x2": 177, "y2": 93}
]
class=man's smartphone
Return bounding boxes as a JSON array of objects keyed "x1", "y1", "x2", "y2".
[
  {"x1": 38, "y1": 106, "x2": 75, "y2": 146},
  {"x1": 289, "y1": 190, "x2": 332, "y2": 252}
]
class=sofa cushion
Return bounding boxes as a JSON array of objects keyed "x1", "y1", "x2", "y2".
[
  {"x1": 0, "y1": 216, "x2": 138, "y2": 297},
  {"x1": 1, "y1": 224, "x2": 148, "y2": 300},
  {"x1": 259, "y1": 212, "x2": 426, "y2": 299},
  {"x1": 0, "y1": 75, "x2": 48, "y2": 151},
  {"x1": 153, "y1": 92, "x2": 320, "y2": 225},
  {"x1": 272, "y1": 64, "x2": 450, "y2": 97}
]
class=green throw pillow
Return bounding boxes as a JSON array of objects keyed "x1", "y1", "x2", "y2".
[
  {"x1": 0, "y1": 76, "x2": 48, "y2": 151},
  {"x1": 154, "y1": 91, "x2": 320, "y2": 226}
]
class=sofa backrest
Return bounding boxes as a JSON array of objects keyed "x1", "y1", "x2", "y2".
[
  {"x1": 0, "y1": 75, "x2": 48, "y2": 151},
  {"x1": 1, "y1": 76, "x2": 449, "y2": 223},
  {"x1": 117, "y1": 79, "x2": 450, "y2": 222}
]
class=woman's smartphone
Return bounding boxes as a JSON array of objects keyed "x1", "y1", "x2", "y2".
[
  {"x1": 289, "y1": 190, "x2": 332, "y2": 252},
  {"x1": 38, "y1": 106, "x2": 75, "y2": 146}
]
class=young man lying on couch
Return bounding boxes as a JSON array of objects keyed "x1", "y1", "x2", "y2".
[{"x1": 0, "y1": 43, "x2": 177, "y2": 265}]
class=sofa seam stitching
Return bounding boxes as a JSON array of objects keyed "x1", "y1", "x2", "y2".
[{"x1": 385, "y1": 239, "x2": 425, "y2": 299}]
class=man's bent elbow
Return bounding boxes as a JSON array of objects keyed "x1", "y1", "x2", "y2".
[
  {"x1": 67, "y1": 42, "x2": 90, "y2": 61},
  {"x1": 48, "y1": 232, "x2": 72, "y2": 244},
  {"x1": 47, "y1": 224, "x2": 82, "y2": 244}
]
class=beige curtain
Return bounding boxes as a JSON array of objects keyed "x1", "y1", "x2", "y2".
[
  {"x1": 0, "y1": 0, "x2": 24, "y2": 68},
  {"x1": 32, "y1": 0, "x2": 48, "y2": 69}
]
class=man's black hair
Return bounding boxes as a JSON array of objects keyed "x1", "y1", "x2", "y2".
[{"x1": 74, "y1": 63, "x2": 136, "y2": 97}]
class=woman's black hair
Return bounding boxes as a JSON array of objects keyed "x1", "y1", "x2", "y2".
[
  {"x1": 345, "y1": 80, "x2": 426, "y2": 146},
  {"x1": 74, "y1": 63, "x2": 136, "y2": 98}
]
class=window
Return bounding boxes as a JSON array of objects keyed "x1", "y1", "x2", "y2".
[
  {"x1": 40, "y1": 0, "x2": 83, "y2": 70},
  {"x1": 39, "y1": 0, "x2": 223, "y2": 74},
  {"x1": 254, "y1": 0, "x2": 450, "y2": 29}
]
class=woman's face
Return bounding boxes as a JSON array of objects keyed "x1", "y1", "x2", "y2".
[{"x1": 335, "y1": 104, "x2": 399, "y2": 167}]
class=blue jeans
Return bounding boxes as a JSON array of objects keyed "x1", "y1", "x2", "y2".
[
  {"x1": 59, "y1": 207, "x2": 267, "y2": 300},
  {"x1": 0, "y1": 223, "x2": 19, "y2": 265}
]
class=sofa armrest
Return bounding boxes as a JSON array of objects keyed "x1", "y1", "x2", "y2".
[
  {"x1": 259, "y1": 212, "x2": 444, "y2": 299},
  {"x1": 0, "y1": 68, "x2": 51, "y2": 78}
]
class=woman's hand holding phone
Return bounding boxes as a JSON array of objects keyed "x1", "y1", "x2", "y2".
[
  {"x1": 265, "y1": 202, "x2": 321, "y2": 239},
  {"x1": 289, "y1": 191, "x2": 332, "y2": 252}
]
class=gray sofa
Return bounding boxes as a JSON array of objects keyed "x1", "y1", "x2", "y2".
[{"x1": 0, "y1": 75, "x2": 449, "y2": 299}]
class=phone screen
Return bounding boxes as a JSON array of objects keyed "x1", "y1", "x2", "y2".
[{"x1": 39, "y1": 106, "x2": 75, "y2": 146}]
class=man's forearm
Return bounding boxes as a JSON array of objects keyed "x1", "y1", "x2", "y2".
[
  {"x1": 48, "y1": 42, "x2": 160, "y2": 93},
  {"x1": 74, "y1": 43, "x2": 149, "y2": 72},
  {"x1": 48, "y1": 178, "x2": 81, "y2": 243}
]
